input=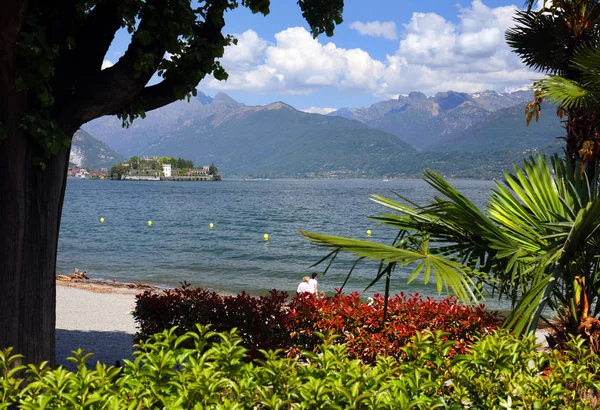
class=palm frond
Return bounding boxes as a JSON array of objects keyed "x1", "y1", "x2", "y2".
[
  {"x1": 537, "y1": 75, "x2": 591, "y2": 109},
  {"x1": 299, "y1": 231, "x2": 481, "y2": 304},
  {"x1": 572, "y1": 45, "x2": 600, "y2": 89},
  {"x1": 503, "y1": 272, "x2": 554, "y2": 334},
  {"x1": 506, "y1": 10, "x2": 572, "y2": 74}
]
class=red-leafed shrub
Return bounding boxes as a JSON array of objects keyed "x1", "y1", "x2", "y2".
[
  {"x1": 133, "y1": 283, "x2": 290, "y2": 357},
  {"x1": 134, "y1": 284, "x2": 500, "y2": 363},
  {"x1": 287, "y1": 291, "x2": 501, "y2": 362}
]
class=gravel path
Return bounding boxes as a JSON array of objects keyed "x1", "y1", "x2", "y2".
[{"x1": 56, "y1": 284, "x2": 138, "y2": 369}]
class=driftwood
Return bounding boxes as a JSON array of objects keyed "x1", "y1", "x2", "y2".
[{"x1": 56, "y1": 269, "x2": 89, "y2": 281}]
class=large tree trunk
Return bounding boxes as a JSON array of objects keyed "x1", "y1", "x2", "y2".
[{"x1": 0, "y1": 128, "x2": 71, "y2": 366}]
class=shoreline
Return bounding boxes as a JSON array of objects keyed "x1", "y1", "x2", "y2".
[{"x1": 56, "y1": 277, "x2": 161, "y2": 294}]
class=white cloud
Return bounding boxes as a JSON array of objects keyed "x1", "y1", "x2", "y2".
[
  {"x1": 208, "y1": 26, "x2": 386, "y2": 94},
  {"x1": 379, "y1": 0, "x2": 536, "y2": 96},
  {"x1": 220, "y1": 30, "x2": 268, "y2": 71},
  {"x1": 205, "y1": 1, "x2": 538, "y2": 98},
  {"x1": 101, "y1": 60, "x2": 113, "y2": 70},
  {"x1": 301, "y1": 107, "x2": 337, "y2": 115},
  {"x1": 349, "y1": 21, "x2": 397, "y2": 40}
]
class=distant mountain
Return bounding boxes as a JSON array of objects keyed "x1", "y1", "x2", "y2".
[
  {"x1": 82, "y1": 91, "x2": 242, "y2": 157},
  {"x1": 328, "y1": 90, "x2": 534, "y2": 150},
  {"x1": 140, "y1": 101, "x2": 417, "y2": 177},
  {"x1": 81, "y1": 89, "x2": 566, "y2": 178},
  {"x1": 70, "y1": 129, "x2": 125, "y2": 169},
  {"x1": 431, "y1": 103, "x2": 563, "y2": 153}
]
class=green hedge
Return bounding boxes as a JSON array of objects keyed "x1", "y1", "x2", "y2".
[{"x1": 2, "y1": 327, "x2": 600, "y2": 409}]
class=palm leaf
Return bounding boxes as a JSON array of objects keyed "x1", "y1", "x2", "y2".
[
  {"x1": 506, "y1": 10, "x2": 572, "y2": 74},
  {"x1": 537, "y1": 75, "x2": 590, "y2": 109},
  {"x1": 299, "y1": 231, "x2": 480, "y2": 304}
]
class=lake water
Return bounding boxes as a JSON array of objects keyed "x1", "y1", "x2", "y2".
[{"x1": 58, "y1": 178, "x2": 511, "y2": 309}]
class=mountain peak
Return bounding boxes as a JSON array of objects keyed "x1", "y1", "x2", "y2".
[
  {"x1": 196, "y1": 91, "x2": 213, "y2": 105},
  {"x1": 408, "y1": 91, "x2": 427, "y2": 101},
  {"x1": 213, "y1": 92, "x2": 238, "y2": 104},
  {"x1": 264, "y1": 101, "x2": 296, "y2": 111}
]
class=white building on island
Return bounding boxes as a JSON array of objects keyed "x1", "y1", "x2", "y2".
[{"x1": 162, "y1": 163, "x2": 172, "y2": 177}]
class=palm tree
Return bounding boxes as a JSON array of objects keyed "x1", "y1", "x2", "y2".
[
  {"x1": 301, "y1": 156, "x2": 600, "y2": 349},
  {"x1": 506, "y1": 0, "x2": 600, "y2": 171}
]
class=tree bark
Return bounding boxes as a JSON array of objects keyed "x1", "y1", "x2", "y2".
[{"x1": 0, "y1": 126, "x2": 71, "y2": 367}]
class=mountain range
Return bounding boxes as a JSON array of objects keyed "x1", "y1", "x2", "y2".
[
  {"x1": 328, "y1": 90, "x2": 534, "y2": 150},
  {"x1": 78, "y1": 89, "x2": 564, "y2": 178}
]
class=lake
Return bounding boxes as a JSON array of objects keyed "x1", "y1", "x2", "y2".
[{"x1": 58, "y1": 178, "x2": 511, "y2": 309}]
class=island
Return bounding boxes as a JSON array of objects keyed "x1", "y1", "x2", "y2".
[{"x1": 110, "y1": 156, "x2": 221, "y2": 181}]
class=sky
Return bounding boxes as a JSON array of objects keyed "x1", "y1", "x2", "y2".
[{"x1": 102, "y1": 0, "x2": 542, "y2": 114}]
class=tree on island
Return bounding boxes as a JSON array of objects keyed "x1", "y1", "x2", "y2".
[
  {"x1": 0, "y1": 0, "x2": 343, "y2": 366},
  {"x1": 209, "y1": 162, "x2": 219, "y2": 176},
  {"x1": 129, "y1": 156, "x2": 141, "y2": 169}
]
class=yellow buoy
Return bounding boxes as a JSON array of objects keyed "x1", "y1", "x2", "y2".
[
  {"x1": 100, "y1": 217, "x2": 105, "y2": 223},
  {"x1": 209, "y1": 223, "x2": 214, "y2": 229},
  {"x1": 148, "y1": 220, "x2": 153, "y2": 227},
  {"x1": 366, "y1": 230, "x2": 372, "y2": 237},
  {"x1": 264, "y1": 234, "x2": 269, "y2": 241}
]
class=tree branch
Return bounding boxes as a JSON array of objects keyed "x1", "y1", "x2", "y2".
[
  {"x1": 61, "y1": 0, "x2": 174, "y2": 124},
  {"x1": 63, "y1": 0, "x2": 124, "y2": 76},
  {"x1": 109, "y1": 0, "x2": 230, "y2": 115}
]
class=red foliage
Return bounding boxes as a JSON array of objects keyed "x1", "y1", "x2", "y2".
[
  {"x1": 134, "y1": 284, "x2": 290, "y2": 357},
  {"x1": 287, "y1": 291, "x2": 501, "y2": 362},
  {"x1": 134, "y1": 284, "x2": 500, "y2": 363}
]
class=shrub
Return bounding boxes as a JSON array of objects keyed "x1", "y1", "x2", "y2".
[
  {"x1": 2, "y1": 327, "x2": 599, "y2": 409},
  {"x1": 134, "y1": 285, "x2": 500, "y2": 363},
  {"x1": 287, "y1": 291, "x2": 501, "y2": 362},
  {"x1": 133, "y1": 284, "x2": 290, "y2": 358}
]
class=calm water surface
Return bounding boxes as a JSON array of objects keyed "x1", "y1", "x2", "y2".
[{"x1": 58, "y1": 178, "x2": 511, "y2": 309}]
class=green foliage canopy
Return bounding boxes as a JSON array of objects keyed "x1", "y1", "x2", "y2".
[{"x1": 2, "y1": 326, "x2": 599, "y2": 408}]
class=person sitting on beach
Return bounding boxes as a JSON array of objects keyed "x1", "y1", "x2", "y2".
[
  {"x1": 308, "y1": 273, "x2": 318, "y2": 294},
  {"x1": 297, "y1": 276, "x2": 311, "y2": 294}
]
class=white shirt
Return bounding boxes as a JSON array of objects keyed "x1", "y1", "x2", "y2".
[
  {"x1": 297, "y1": 282, "x2": 311, "y2": 293},
  {"x1": 308, "y1": 278, "x2": 318, "y2": 294}
]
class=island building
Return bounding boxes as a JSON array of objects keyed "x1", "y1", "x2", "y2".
[{"x1": 117, "y1": 156, "x2": 219, "y2": 181}]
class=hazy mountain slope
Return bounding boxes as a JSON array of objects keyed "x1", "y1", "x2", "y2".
[
  {"x1": 431, "y1": 103, "x2": 563, "y2": 153},
  {"x1": 329, "y1": 90, "x2": 534, "y2": 150},
  {"x1": 82, "y1": 91, "x2": 241, "y2": 156},
  {"x1": 70, "y1": 129, "x2": 125, "y2": 169},
  {"x1": 405, "y1": 140, "x2": 564, "y2": 179},
  {"x1": 141, "y1": 102, "x2": 417, "y2": 176},
  {"x1": 368, "y1": 100, "x2": 489, "y2": 149}
]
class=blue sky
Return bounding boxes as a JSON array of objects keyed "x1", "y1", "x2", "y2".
[{"x1": 103, "y1": 0, "x2": 540, "y2": 113}]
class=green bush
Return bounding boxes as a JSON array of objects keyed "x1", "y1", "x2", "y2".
[{"x1": 2, "y1": 327, "x2": 599, "y2": 409}]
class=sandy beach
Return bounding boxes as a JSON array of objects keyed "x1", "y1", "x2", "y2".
[{"x1": 56, "y1": 281, "x2": 140, "y2": 369}]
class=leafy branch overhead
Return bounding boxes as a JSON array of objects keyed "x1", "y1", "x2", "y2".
[{"x1": 8, "y1": 0, "x2": 344, "y2": 157}]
